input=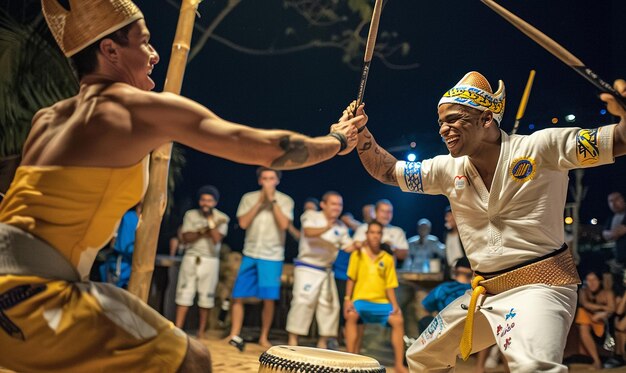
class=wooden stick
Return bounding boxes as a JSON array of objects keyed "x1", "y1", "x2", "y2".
[
  {"x1": 510, "y1": 69, "x2": 536, "y2": 135},
  {"x1": 482, "y1": 0, "x2": 626, "y2": 111},
  {"x1": 128, "y1": 0, "x2": 201, "y2": 302},
  {"x1": 354, "y1": 0, "x2": 384, "y2": 111}
]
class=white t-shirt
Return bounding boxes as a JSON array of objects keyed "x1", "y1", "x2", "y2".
[
  {"x1": 352, "y1": 223, "x2": 408, "y2": 251},
  {"x1": 444, "y1": 231, "x2": 465, "y2": 267},
  {"x1": 297, "y1": 210, "x2": 353, "y2": 268},
  {"x1": 236, "y1": 190, "x2": 294, "y2": 261},
  {"x1": 395, "y1": 126, "x2": 616, "y2": 272},
  {"x1": 181, "y1": 208, "x2": 229, "y2": 258}
]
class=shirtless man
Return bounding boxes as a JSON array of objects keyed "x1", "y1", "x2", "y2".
[{"x1": 0, "y1": 1, "x2": 360, "y2": 371}]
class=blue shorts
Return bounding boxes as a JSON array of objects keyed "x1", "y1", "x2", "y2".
[
  {"x1": 353, "y1": 300, "x2": 392, "y2": 326},
  {"x1": 232, "y1": 256, "x2": 283, "y2": 300}
]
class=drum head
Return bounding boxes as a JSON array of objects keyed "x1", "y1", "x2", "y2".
[{"x1": 259, "y1": 345, "x2": 385, "y2": 372}]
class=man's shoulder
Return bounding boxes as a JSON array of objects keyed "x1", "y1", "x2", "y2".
[
  {"x1": 275, "y1": 190, "x2": 294, "y2": 203},
  {"x1": 184, "y1": 209, "x2": 202, "y2": 218},
  {"x1": 241, "y1": 190, "x2": 261, "y2": 200},
  {"x1": 426, "y1": 235, "x2": 441, "y2": 242},
  {"x1": 213, "y1": 208, "x2": 230, "y2": 221},
  {"x1": 385, "y1": 225, "x2": 405, "y2": 234}
]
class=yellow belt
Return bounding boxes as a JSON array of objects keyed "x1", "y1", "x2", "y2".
[{"x1": 459, "y1": 247, "x2": 580, "y2": 360}]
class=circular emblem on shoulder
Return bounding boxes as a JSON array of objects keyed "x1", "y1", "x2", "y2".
[{"x1": 509, "y1": 157, "x2": 536, "y2": 182}]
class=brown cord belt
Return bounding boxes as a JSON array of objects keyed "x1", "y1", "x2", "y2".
[
  {"x1": 460, "y1": 245, "x2": 580, "y2": 359},
  {"x1": 476, "y1": 244, "x2": 581, "y2": 295}
]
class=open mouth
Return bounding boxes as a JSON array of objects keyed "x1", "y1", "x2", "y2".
[{"x1": 445, "y1": 136, "x2": 459, "y2": 149}]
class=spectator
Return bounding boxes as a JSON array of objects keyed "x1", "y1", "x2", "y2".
[
  {"x1": 443, "y1": 206, "x2": 465, "y2": 270},
  {"x1": 353, "y1": 199, "x2": 408, "y2": 261},
  {"x1": 286, "y1": 191, "x2": 354, "y2": 348},
  {"x1": 175, "y1": 186, "x2": 229, "y2": 339},
  {"x1": 576, "y1": 271, "x2": 616, "y2": 369},
  {"x1": 227, "y1": 167, "x2": 294, "y2": 350},
  {"x1": 99, "y1": 203, "x2": 141, "y2": 288},
  {"x1": 403, "y1": 218, "x2": 445, "y2": 272},
  {"x1": 344, "y1": 221, "x2": 408, "y2": 373}
]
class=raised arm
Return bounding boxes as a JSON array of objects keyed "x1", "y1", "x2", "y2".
[
  {"x1": 110, "y1": 85, "x2": 361, "y2": 169},
  {"x1": 344, "y1": 103, "x2": 399, "y2": 186}
]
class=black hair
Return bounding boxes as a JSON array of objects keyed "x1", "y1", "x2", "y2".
[
  {"x1": 256, "y1": 167, "x2": 282, "y2": 180},
  {"x1": 70, "y1": 22, "x2": 134, "y2": 79},
  {"x1": 304, "y1": 197, "x2": 320, "y2": 207},
  {"x1": 321, "y1": 191, "x2": 341, "y2": 203},
  {"x1": 197, "y1": 185, "x2": 220, "y2": 202}
]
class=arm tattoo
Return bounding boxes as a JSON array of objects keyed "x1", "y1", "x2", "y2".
[
  {"x1": 358, "y1": 132, "x2": 398, "y2": 186},
  {"x1": 271, "y1": 135, "x2": 310, "y2": 168}
]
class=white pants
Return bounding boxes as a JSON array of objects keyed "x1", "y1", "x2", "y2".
[
  {"x1": 286, "y1": 265, "x2": 339, "y2": 337},
  {"x1": 175, "y1": 255, "x2": 219, "y2": 309},
  {"x1": 406, "y1": 284, "x2": 577, "y2": 373}
]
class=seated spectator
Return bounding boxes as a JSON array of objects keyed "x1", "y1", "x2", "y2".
[
  {"x1": 99, "y1": 204, "x2": 141, "y2": 288},
  {"x1": 576, "y1": 271, "x2": 616, "y2": 369},
  {"x1": 421, "y1": 257, "x2": 472, "y2": 314},
  {"x1": 609, "y1": 287, "x2": 626, "y2": 368},
  {"x1": 344, "y1": 221, "x2": 408, "y2": 373}
]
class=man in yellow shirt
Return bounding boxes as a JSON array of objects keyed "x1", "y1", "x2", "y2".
[{"x1": 344, "y1": 221, "x2": 408, "y2": 373}]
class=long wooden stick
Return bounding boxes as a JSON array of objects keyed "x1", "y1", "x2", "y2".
[
  {"x1": 481, "y1": 0, "x2": 626, "y2": 111},
  {"x1": 354, "y1": 0, "x2": 384, "y2": 111},
  {"x1": 510, "y1": 69, "x2": 536, "y2": 135},
  {"x1": 128, "y1": 0, "x2": 201, "y2": 302}
]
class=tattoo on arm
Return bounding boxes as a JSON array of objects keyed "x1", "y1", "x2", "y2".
[
  {"x1": 358, "y1": 132, "x2": 398, "y2": 186},
  {"x1": 271, "y1": 135, "x2": 310, "y2": 168}
]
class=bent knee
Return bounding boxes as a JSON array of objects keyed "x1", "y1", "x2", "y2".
[{"x1": 388, "y1": 314, "x2": 404, "y2": 325}]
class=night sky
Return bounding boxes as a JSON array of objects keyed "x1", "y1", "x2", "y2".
[{"x1": 4, "y1": 0, "x2": 626, "y2": 254}]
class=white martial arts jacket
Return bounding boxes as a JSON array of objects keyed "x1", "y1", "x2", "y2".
[{"x1": 395, "y1": 126, "x2": 616, "y2": 273}]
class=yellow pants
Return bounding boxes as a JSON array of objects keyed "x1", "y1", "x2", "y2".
[{"x1": 0, "y1": 275, "x2": 188, "y2": 372}]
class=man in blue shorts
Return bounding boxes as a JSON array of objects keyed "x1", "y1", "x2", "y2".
[
  {"x1": 227, "y1": 167, "x2": 294, "y2": 350},
  {"x1": 344, "y1": 221, "x2": 408, "y2": 373}
]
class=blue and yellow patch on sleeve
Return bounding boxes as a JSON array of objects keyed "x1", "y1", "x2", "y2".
[{"x1": 576, "y1": 129, "x2": 600, "y2": 165}]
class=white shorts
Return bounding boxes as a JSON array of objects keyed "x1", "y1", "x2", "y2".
[
  {"x1": 175, "y1": 255, "x2": 219, "y2": 309},
  {"x1": 406, "y1": 284, "x2": 577, "y2": 372},
  {"x1": 286, "y1": 265, "x2": 339, "y2": 337}
]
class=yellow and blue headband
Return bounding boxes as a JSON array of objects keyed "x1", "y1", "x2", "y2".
[{"x1": 438, "y1": 72, "x2": 506, "y2": 126}]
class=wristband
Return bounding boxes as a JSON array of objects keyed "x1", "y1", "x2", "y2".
[
  {"x1": 327, "y1": 132, "x2": 347, "y2": 153},
  {"x1": 357, "y1": 125, "x2": 367, "y2": 133}
]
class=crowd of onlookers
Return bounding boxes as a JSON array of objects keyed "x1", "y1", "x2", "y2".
[{"x1": 97, "y1": 167, "x2": 626, "y2": 371}]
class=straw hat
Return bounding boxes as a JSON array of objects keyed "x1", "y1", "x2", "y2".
[
  {"x1": 42, "y1": 0, "x2": 144, "y2": 57},
  {"x1": 438, "y1": 71, "x2": 506, "y2": 125}
]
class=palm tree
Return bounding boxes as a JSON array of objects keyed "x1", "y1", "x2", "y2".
[{"x1": 0, "y1": 9, "x2": 78, "y2": 193}]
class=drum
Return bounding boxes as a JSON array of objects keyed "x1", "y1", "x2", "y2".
[{"x1": 258, "y1": 345, "x2": 385, "y2": 372}]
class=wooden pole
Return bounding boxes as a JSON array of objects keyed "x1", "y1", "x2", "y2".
[{"x1": 128, "y1": 0, "x2": 201, "y2": 301}]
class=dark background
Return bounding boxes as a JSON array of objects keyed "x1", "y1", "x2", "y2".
[{"x1": 3, "y1": 0, "x2": 626, "y2": 256}]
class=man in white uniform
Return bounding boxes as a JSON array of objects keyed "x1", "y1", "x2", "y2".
[
  {"x1": 347, "y1": 72, "x2": 626, "y2": 372},
  {"x1": 286, "y1": 191, "x2": 354, "y2": 348},
  {"x1": 175, "y1": 185, "x2": 229, "y2": 339},
  {"x1": 353, "y1": 199, "x2": 408, "y2": 260}
]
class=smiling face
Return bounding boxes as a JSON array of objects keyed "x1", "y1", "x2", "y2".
[
  {"x1": 438, "y1": 104, "x2": 491, "y2": 158},
  {"x1": 198, "y1": 193, "x2": 217, "y2": 214},
  {"x1": 375, "y1": 202, "x2": 393, "y2": 226},
  {"x1": 321, "y1": 194, "x2": 343, "y2": 221},
  {"x1": 113, "y1": 19, "x2": 159, "y2": 90}
]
